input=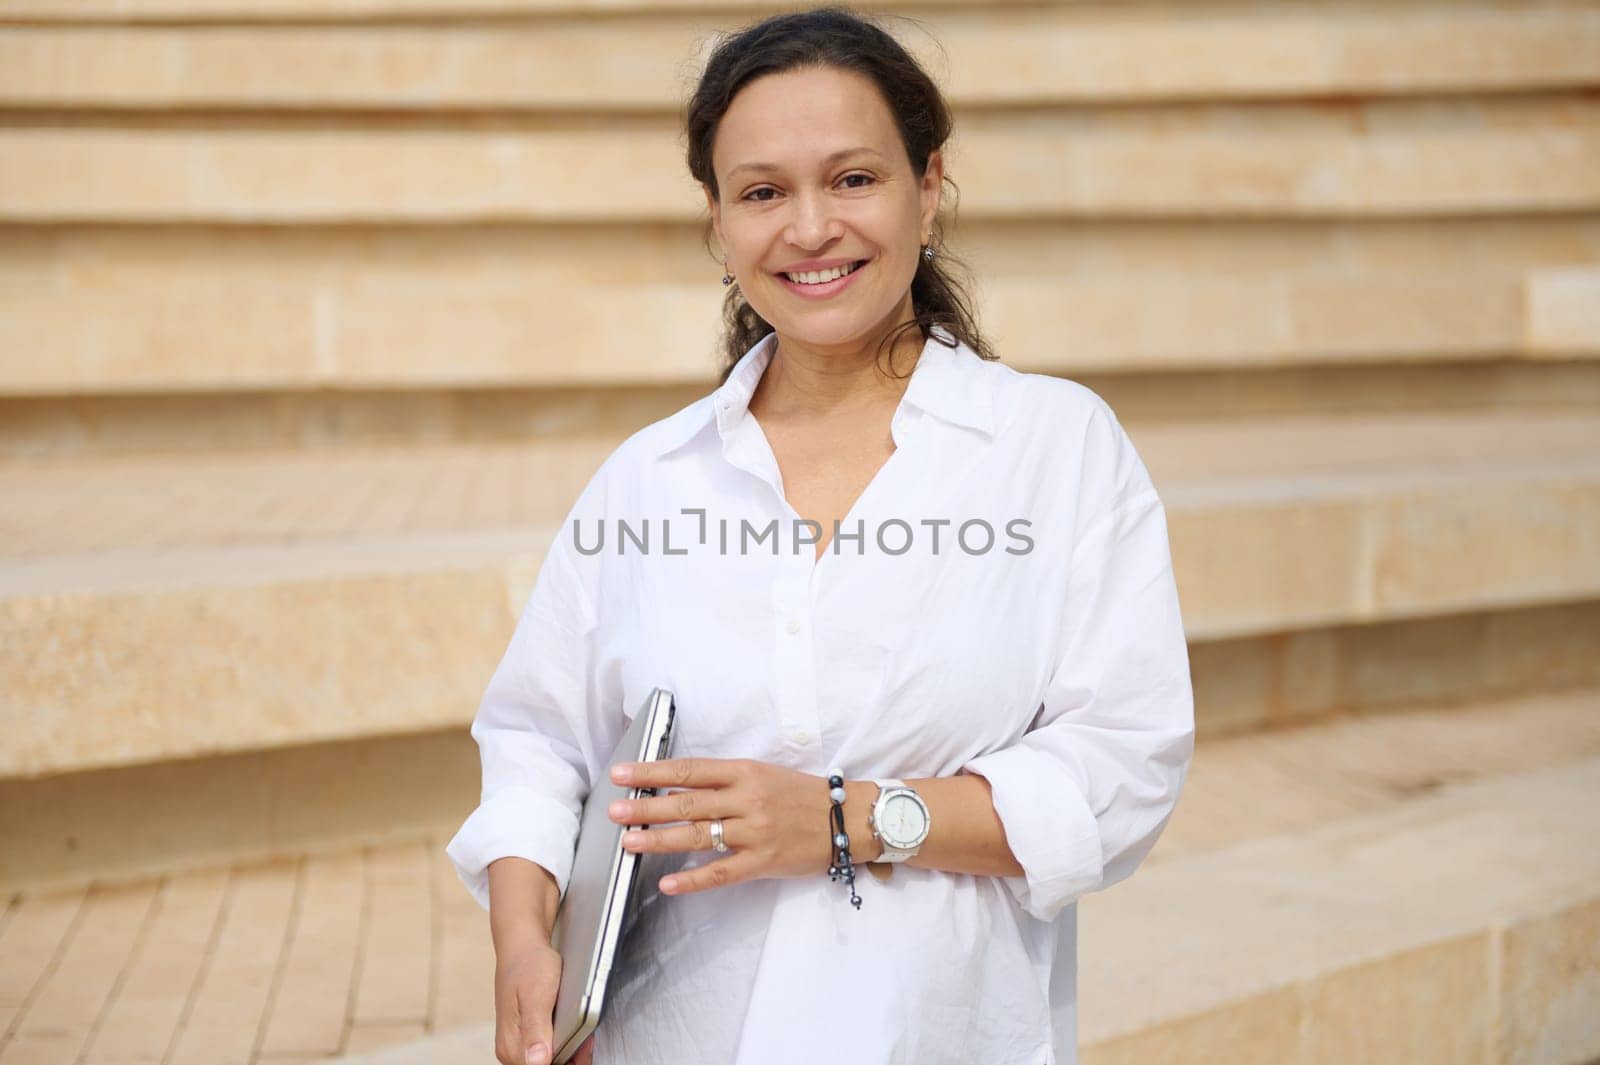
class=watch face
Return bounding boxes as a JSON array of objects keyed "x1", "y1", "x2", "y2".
[{"x1": 882, "y1": 793, "x2": 928, "y2": 846}]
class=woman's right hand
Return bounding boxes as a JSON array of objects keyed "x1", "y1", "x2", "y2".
[
  {"x1": 493, "y1": 934, "x2": 566, "y2": 1065},
  {"x1": 489, "y1": 858, "x2": 584, "y2": 1063}
]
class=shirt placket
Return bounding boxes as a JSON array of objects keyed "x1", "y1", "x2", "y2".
[
  {"x1": 771, "y1": 547, "x2": 821, "y2": 770},
  {"x1": 721, "y1": 406, "x2": 825, "y2": 771},
  {"x1": 777, "y1": 404, "x2": 918, "y2": 773}
]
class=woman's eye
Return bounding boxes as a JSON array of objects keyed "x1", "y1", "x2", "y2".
[{"x1": 740, "y1": 174, "x2": 873, "y2": 202}]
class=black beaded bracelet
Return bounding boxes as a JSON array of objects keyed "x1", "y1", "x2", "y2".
[{"x1": 825, "y1": 766, "x2": 863, "y2": 909}]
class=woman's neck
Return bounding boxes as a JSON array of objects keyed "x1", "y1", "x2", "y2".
[{"x1": 752, "y1": 317, "x2": 924, "y2": 423}]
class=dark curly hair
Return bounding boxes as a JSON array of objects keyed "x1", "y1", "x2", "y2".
[{"x1": 683, "y1": 6, "x2": 996, "y2": 383}]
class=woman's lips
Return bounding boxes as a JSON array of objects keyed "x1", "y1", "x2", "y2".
[{"x1": 775, "y1": 259, "x2": 869, "y2": 300}]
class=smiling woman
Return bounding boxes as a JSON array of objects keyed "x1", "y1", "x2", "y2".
[
  {"x1": 447, "y1": 7, "x2": 1194, "y2": 1065},
  {"x1": 686, "y1": 18, "x2": 995, "y2": 391},
  {"x1": 700, "y1": 63, "x2": 938, "y2": 360}
]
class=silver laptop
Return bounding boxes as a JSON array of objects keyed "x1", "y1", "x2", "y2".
[{"x1": 550, "y1": 687, "x2": 676, "y2": 1063}]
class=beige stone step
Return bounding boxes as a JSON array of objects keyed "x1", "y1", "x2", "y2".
[
  {"x1": 0, "y1": 0, "x2": 959, "y2": 18},
  {"x1": 0, "y1": 841, "x2": 500, "y2": 1065},
  {"x1": 4, "y1": 95, "x2": 1597, "y2": 224},
  {"x1": 1190, "y1": 595, "x2": 1600, "y2": 742},
  {"x1": 1148, "y1": 688, "x2": 1600, "y2": 865},
  {"x1": 4, "y1": 6, "x2": 1597, "y2": 110},
  {"x1": 2, "y1": 220, "x2": 1597, "y2": 397},
  {"x1": 2, "y1": 409, "x2": 1597, "y2": 782},
  {"x1": 2, "y1": 410, "x2": 1597, "y2": 570},
  {"x1": 3, "y1": 599, "x2": 1598, "y2": 891},
  {"x1": 1078, "y1": 757, "x2": 1600, "y2": 1062},
  {"x1": 1, "y1": 691, "x2": 1594, "y2": 1062},
  {"x1": 5, "y1": 361, "x2": 1600, "y2": 464}
]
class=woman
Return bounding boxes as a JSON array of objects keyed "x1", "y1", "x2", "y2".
[{"x1": 446, "y1": 8, "x2": 1194, "y2": 1065}]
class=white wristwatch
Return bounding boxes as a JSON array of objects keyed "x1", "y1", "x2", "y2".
[{"x1": 868, "y1": 778, "x2": 931, "y2": 862}]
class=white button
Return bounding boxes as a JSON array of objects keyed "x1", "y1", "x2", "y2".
[
  {"x1": 785, "y1": 617, "x2": 801, "y2": 635},
  {"x1": 792, "y1": 730, "x2": 810, "y2": 745}
]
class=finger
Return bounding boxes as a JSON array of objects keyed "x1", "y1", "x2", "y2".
[
  {"x1": 516, "y1": 991, "x2": 547, "y2": 1064},
  {"x1": 495, "y1": 966, "x2": 525, "y2": 1065},
  {"x1": 621, "y1": 818, "x2": 727, "y2": 855},
  {"x1": 608, "y1": 785, "x2": 732, "y2": 828},
  {"x1": 517, "y1": 966, "x2": 559, "y2": 1065},
  {"x1": 610, "y1": 756, "x2": 744, "y2": 789},
  {"x1": 494, "y1": 993, "x2": 520, "y2": 1065},
  {"x1": 657, "y1": 852, "x2": 757, "y2": 896},
  {"x1": 496, "y1": 1004, "x2": 521, "y2": 1061}
]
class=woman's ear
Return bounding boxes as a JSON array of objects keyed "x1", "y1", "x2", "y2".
[
  {"x1": 703, "y1": 185, "x2": 723, "y2": 247},
  {"x1": 919, "y1": 149, "x2": 943, "y2": 239}
]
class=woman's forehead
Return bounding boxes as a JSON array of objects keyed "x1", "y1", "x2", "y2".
[{"x1": 715, "y1": 67, "x2": 899, "y2": 174}]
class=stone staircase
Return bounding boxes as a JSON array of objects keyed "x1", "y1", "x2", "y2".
[{"x1": 1, "y1": 1, "x2": 1597, "y2": 1063}]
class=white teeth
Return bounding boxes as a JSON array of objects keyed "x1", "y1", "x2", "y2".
[{"x1": 785, "y1": 261, "x2": 859, "y2": 285}]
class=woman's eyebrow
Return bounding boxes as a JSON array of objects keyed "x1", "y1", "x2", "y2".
[{"x1": 726, "y1": 147, "x2": 886, "y2": 181}]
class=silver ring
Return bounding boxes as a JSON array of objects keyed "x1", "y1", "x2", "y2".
[{"x1": 708, "y1": 818, "x2": 729, "y2": 854}]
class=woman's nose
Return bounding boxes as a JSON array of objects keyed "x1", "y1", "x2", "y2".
[{"x1": 785, "y1": 189, "x2": 842, "y2": 249}]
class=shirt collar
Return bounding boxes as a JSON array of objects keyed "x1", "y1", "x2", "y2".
[{"x1": 650, "y1": 325, "x2": 996, "y2": 460}]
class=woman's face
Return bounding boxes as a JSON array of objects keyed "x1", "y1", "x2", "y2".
[{"x1": 706, "y1": 64, "x2": 942, "y2": 356}]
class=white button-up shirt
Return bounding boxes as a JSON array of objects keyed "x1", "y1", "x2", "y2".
[{"x1": 446, "y1": 327, "x2": 1195, "y2": 1065}]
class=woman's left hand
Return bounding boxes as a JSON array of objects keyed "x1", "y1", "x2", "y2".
[{"x1": 605, "y1": 757, "x2": 852, "y2": 896}]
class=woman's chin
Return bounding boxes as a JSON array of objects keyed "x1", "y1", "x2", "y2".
[{"x1": 763, "y1": 310, "x2": 895, "y2": 353}]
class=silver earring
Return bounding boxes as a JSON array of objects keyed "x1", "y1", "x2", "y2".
[
  {"x1": 922, "y1": 244, "x2": 936, "y2": 263},
  {"x1": 721, "y1": 259, "x2": 734, "y2": 286}
]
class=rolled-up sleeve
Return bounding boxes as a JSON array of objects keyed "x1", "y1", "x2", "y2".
[
  {"x1": 444, "y1": 470, "x2": 623, "y2": 913},
  {"x1": 960, "y1": 401, "x2": 1195, "y2": 923}
]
